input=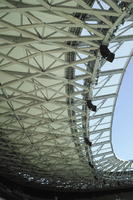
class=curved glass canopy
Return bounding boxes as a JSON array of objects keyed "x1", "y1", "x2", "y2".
[{"x1": 0, "y1": 0, "x2": 133, "y2": 191}]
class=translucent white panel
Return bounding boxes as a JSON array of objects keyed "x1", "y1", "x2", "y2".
[
  {"x1": 98, "y1": 76, "x2": 109, "y2": 83},
  {"x1": 76, "y1": 53, "x2": 88, "y2": 59},
  {"x1": 102, "y1": 131, "x2": 110, "y2": 137},
  {"x1": 90, "y1": 123, "x2": 111, "y2": 132},
  {"x1": 109, "y1": 42, "x2": 120, "y2": 50},
  {"x1": 94, "y1": 123, "x2": 111, "y2": 130},
  {"x1": 81, "y1": 28, "x2": 91, "y2": 36},
  {"x1": 120, "y1": 27, "x2": 133, "y2": 36},
  {"x1": 100, "y1": 116, "x2": 112, "y2": 124},
  {"x1": 105, "y1": 74, "x2": 122, "y2": 85},
  {"x1": 96, "y1": 137, "x2": 110, "y2": 143},
  {"x1": 86, "y1": 21, "x2": 98, "y2": 24},
  {"x1": 89, "y1": 119, "x2": 102, "y2": 126},
  {"x1": 114, "y1": 41, "x2": 133, "y2": 57},
  {"x1": 101, "y1": 57, "x2": 128, "y2": 71},
  {"x1": 100, "y1": 98, "x2": 115, "y2": 107},
  {"x1": 92, "y1": 99, "x2": 104, "y2": 105},
  {"x1": 93, "y1": 0, "x2": 110, "y2": 10},
  {"x1": 77, "y1": 63, "x2": 87, "y2": 69},
  {"x1": 115, "y1": 20, "x2": 131, "y2": 31},
  {"x1": 75, "y1": 70, "x2": 85, "y2": 75},
  {"x1": 96, "y1": 107, "x2": 113, "y2": 115},
  {"x1": 75, "y1": 80, "x2": 84, "y2": 85},
  {"x1": 94, "y1": 86, "x2": 118, "y2": 96}
]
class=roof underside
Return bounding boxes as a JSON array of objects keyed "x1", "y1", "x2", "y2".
[{"x1": 0, "y1": 0, "x2": 133, "y2": 191}]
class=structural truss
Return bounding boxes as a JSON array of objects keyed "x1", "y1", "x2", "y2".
[{"x1": 0, "y1": 0, "x2": 133, "y2": 191}]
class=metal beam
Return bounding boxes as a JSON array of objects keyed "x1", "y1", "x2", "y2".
[
  {"x1": 90, "y1": 112, "x2": 112, "y2": 120},
  {"x1": 93, "y1": 93, "x2": 116, "y2": 101},
  {"x1": 93, "y1": 151, "x2": 113, "y2": 158},
  {"x1": 100, "y1": 68, "x2": 124, "y2": 76}
]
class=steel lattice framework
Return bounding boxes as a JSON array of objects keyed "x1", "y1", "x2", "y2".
[{"x1": 0, "y1": 0, "x2": 133, "y2": 191}]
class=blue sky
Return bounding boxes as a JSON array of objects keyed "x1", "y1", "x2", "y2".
[{"x1": 112, "y1": 57, "x2": 133, "y2": 161}]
